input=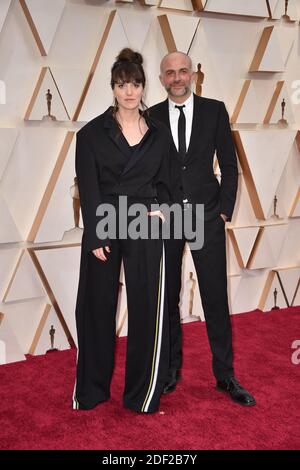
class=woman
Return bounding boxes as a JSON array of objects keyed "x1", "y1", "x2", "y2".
[{"x1": 72, "y1": 48, "x2": 172, "y2": 413}]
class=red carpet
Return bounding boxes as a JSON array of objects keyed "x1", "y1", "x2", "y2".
[{"x1": 1, "y1": 307, "x2": 300, "y2": 450}]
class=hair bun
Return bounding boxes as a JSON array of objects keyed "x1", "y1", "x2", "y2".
[{"x1": 116, "y1": 48, "x2": 143, "y2": 65}]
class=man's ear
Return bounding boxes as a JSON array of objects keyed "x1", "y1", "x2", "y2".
[
  {"x1": 159, "y1": 74, "x2": 164, "y2": 86},
  {"x1": 191, "y1": 71, "x2": 197, "y2": 83}
]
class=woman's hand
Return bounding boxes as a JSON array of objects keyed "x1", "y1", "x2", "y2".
[
  {"x1": 220, "y1": 213, "x2": 228, "y2": 223},
  {"x1": 92, "y1": 246, "x2": 111, "y2": 261},
  {"x1": 147, "y1": 210, "x2": 165, "y2": 223}
]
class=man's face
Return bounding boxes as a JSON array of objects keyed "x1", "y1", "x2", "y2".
[{"x1": 159, "y1": 54, "x2": 195, "y2": 99}]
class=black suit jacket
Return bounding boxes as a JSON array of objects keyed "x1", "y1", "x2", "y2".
[
  {"x1": 148, "y1": 93, "x2": 238, "y2": 221},
  {"x1": 75, "y1": 107, "x2": 172, "y2": 252}
]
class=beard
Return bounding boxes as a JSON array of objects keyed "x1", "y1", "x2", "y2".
[{"x1": 166, "y1": 84, "x2": 190, "y2": 97}]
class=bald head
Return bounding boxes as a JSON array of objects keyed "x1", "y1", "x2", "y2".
[
  {"x1": 160, "y1": 51, "x2": 192, "y2": 74},
  {"x1": 159, "y1": 51, "x2": 195, "y2": 103}
]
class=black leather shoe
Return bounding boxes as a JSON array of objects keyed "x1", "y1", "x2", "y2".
[
  {"x1": 163, "y1": 369, "x2": 181, "y2": 395},
  {"x1": 216, "y1": 377, "x2": 256, "y2": 406}
]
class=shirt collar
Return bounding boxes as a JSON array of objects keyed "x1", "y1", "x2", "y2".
[{"x1": 168, "y1": 92, "x2": 193, "y2": 111}]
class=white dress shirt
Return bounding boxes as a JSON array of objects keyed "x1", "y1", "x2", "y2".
[{"x1": 168, "y1": 92, "x2": 194, "y2": 153}]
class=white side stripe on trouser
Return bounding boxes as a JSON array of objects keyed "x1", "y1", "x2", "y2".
[
  {"x1": 143, "y1": 244, "x2": 165, "y2": 412},
  {"x1": 72, "y1": 347, "x2": 79, "y2": 410}
]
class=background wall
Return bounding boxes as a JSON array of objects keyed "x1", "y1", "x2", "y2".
[{"x1": 0, "y1": 0, "x2": 299, "y2": 364}]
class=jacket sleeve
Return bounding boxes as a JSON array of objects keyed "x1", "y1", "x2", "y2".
[
  {"x1": 215, "y1": 101, "x2": 238, "y2": 221},
  {"x1": 75, "y1": 131, "x2": 110, "y2": 252}
]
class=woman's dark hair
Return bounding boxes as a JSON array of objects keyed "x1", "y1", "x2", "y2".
[
  {"x1": 111, "y1": 48, "x2": 146, "y2": 89},
  {"x1": 111, "y1": 48, "x2": 148, "y2": 126}
]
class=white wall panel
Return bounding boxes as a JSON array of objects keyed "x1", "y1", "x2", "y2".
[{"x1": 0, "y1": 0, "x2": 299, "y2": 363}]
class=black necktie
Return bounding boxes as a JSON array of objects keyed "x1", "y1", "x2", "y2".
[{"x1": 175, "y1": 104, "x2": 186, "y2": 157}]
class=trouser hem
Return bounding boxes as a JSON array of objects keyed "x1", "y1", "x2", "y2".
[
  {"x1": 123, "y1": 398, "x2": 159, "y2": 414},
  {"x1": 72, "y1": 396, "x2": 110, "y2": 411}
]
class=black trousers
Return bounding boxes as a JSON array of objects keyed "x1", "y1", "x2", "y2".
[
  {"x1": 165, "y1": 214, "x2": 234, "y2": 381},
  {"x1": 73, "y1": 223, "x2": 169, "y2": 413}
]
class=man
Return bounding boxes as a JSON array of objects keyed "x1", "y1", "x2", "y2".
[{"x1": 149, "y1": 52, "x2": 255, "y2": 406}]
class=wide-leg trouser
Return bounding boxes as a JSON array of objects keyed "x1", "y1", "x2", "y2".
[
  {"x1": 72, "y1": 231, "x2": 169, "y2": 413},
  {"x1": 165, "y1": 214, "x2": 234, "y2": 381}
]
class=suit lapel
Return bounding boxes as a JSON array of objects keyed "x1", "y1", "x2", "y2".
[
  {"x1": 104, "y1": 109, "x2": 132, "y2": 160},
  {"x1": 156, "y1": 98, "x2": 171, "y2": 129},
  {"x1": 155, "y1": 94, "x2": 205, "y2": 164},
  {"x1": 184, "y1": 94, "x2": 205, "y2": 163},
  {"x1": 103, "y1": 107, "x2": 158, "y2": 177},
  {"x1": 121, "y1": 128, "x2": 155, "y2": 176}
]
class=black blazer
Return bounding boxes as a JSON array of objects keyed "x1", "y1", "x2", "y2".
[
  {"x1": 75, "y1": 107, "x2": 172, "y2": 252},
  {"x1": 149, "y1": 93, "x2": 238, "y2": 221}
]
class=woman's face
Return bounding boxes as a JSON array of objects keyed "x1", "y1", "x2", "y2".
[{"x1": 113, "y1": 81, "x2": 144, "y2": 111}]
